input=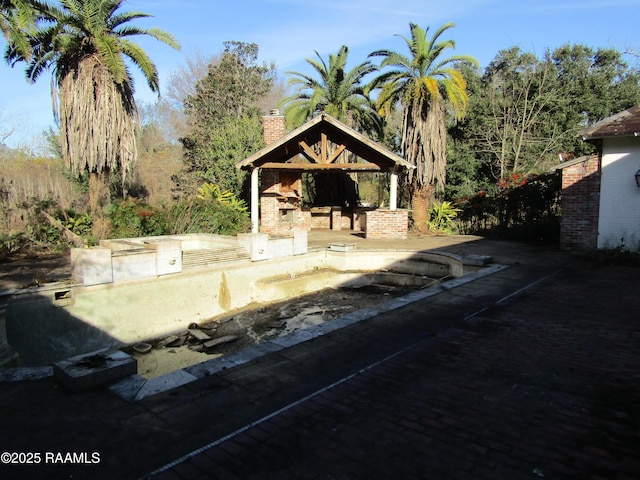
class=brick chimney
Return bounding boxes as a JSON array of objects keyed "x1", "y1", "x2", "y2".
[{"x1": 262, "y1": 109, "x2": 286, "y2": 145}]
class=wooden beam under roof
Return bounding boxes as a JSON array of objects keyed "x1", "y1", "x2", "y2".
[
  {"x1": 321, "y1": 132, "x2": 328, "y2": 163},
  {"x1": 260, "y1": 162, "x2": 381, "y2": 171},
  {"x1": 327, "y1": 144, "x2": 347, "y2": 163},
  {"x1": 298, "y1": 141, "x2": 320, "y2": 163},
  {"x1": 236, "y1": 113, "x2": 415, "y2": 172}
]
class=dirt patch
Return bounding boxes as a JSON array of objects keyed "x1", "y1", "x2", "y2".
[{"x1": 0, "y1": 253, "x2": 72, "y2": 291}]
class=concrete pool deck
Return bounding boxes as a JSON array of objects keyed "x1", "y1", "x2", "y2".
[{"x1": 1, "y1": 233, "x2": 639, "y2": 479}]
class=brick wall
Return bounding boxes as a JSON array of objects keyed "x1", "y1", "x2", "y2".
[
  {"x1": 260, "y1": 111, "x2": 305, "y2": 235},
  {"x1": 365, "y1": 209, "x2": 409, "y2": 240},
  {"x1": 259, "y1": 170, "x2": 310, "y2": 235},
  {"x1": 560, "y1": 156, "x2": 601, "y2": 250}
]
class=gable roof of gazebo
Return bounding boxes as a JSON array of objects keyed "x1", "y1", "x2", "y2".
[{"x1": 236, "y1": 113, "x2": 414, "y2": 172}]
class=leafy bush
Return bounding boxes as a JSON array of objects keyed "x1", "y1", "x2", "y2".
[
  {"x1": 57, "y1": 209, "x2": 93, "y2": 237},
  {"x1": 427, "y1": 201, "x2": 462, "y2": 234},
  {"x1": 101, "y1": 186, "x2": 251, "y2": 239},
  {"x1": 23, "y1": 199, "x2": 73, "y2": 251},
  {"x1": 456, "y1": 172, "x2": 561, "y2": 242},
  {"x1": 106, "y1": 199, "x2": 167, "y2": 238},
  {"x1": 166, "y1": 196, "x2": 250, "y2": 236},
  {"x1": 0, "y1": 198, "x2": 86, "y2": 254},
  {"x1": 196, "y1": 183, "x2": 248, "y2": 213}
]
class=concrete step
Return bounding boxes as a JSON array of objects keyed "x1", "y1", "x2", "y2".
[{"x1": 182, "y1": 246, "x2": 250, "y2": 269}]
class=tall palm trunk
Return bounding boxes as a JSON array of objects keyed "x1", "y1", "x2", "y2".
[
  {"x1": 402, "y1": 101, "x2": 446, "y2": 233},
  {"x1": 88, "y1": 169, "x2": 111, "y2": 237},
  {"x1": 59, "y1": 56, "x2": 138, "y2": 182},
  {"x1": 59, "y1": 56, "x2": 137, "y2": 238},
  {"x1": 411, "y1": 183, "x2": 433, "y2": 232}
]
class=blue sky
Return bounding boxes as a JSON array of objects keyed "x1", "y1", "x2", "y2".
[{"x1": 1, "y1": 0, "x2": 639, "y2": 148}]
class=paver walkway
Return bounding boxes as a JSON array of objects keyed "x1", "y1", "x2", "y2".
[
  {"x1": 144, "y1": 260, "x2": 640, "y2": 480},
  {"x1": 0, "y1": 236, "x2": 638, "y2": 480}
]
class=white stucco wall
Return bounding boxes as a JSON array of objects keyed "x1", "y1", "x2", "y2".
[{"x1": 597, "y1": 137, "x2": 640, "y2": 251}]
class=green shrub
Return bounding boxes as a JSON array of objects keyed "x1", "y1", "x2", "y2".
[
  {"x1": 427, "y1": 201, "x2": 462, "y2": 234},
  {"x1": 166, "y1": 195, "x2": 250, "y2": 236},
  {"x1": 456, "y1": 172, "x2": 561, "y2": 243},
  {"x1": 196, "y1": 183, "x2": 248, "y2": 213},
  {"x1": 56, "y1": 209, "x2": 93, "y2": 237},
  {"x1": 25, "y1": 199, "x2": 72, "y2": 251},
  {"x1": 106, "y1": 199, "x2": 167, "y2": 238}
]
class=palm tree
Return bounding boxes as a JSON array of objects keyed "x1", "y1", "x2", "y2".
[
  {"x1": 281, "y1": 46, "x2": 381, "y2": 208},
  {"x1": 0, "y1": 0, "x2": 36, "y2": 60},
  {"x1": 281, "y1": 45, "x2": 379, "y2": 133},
  {"x1": 5, "y1": 0, "x2": 179, "y2": 231},
  {"x1": 369, "y1": 22, "x2": 477, "y2": 231},
  {"x1": 281, "y1": 45, "x2": 381, "y2": 208}
]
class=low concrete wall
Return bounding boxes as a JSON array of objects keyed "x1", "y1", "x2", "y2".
[
  {"x1": 5, "y1": 248, "x2": 462, "y2": 366},
  {"x1": 73, "y1": 232, "x2": 307, "y2": 286},
  {"x1": 237, "y1": 230, "x2": 307, "y2": 261}
]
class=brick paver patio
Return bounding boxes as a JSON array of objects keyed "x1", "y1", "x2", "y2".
[
  {"x1": 1, "y1": 238, "x2": 638, "y2": 480},
  {"x1": 146, "y1": 261, "x2": 640, "y2": 480}
]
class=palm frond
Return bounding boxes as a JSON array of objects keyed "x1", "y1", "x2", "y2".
[
  {"x1": 137, "y1": 27, "x2": 180, "y2": 49},
  {"x1": 367, "y1": 21, "x2": 477, "y2": 190},
  {"x1": 282, "y1": 45, "x2": 379, "y2": 132},
  {"x1": 119, "y1": 38, "x2": 159, "y2": 91},
  {"x1": 7, "y1": 0, "x2": 179, "y2": 184},
  {"x1": 107, "y1": 10, "x2": 152, "y2": 30},
  {"x1": 95, "y1": 34, "x2": 126, "y2": 84}
]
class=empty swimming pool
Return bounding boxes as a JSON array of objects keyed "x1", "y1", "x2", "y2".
[{"x1": 5, "y1": 245, "x2": 467, "y2": 367}]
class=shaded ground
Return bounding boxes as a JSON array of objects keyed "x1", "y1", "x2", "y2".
[
  {"x1": 152, "y1": 260, "x2": 639, "y2": 480},
  {"x1": 0, "y1": 253, "x2": 71, "y2": 292}
]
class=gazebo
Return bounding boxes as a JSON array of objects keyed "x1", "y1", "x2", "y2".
[{"x1": 236, "y1": 111, "x2": 414, "y2": 239}]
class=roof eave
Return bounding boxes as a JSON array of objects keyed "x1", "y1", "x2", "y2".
[
  {"x1": 550, "y1": 154, "x2": 597, "y2": 171},
  {"x1": 581, "y1": 131, "x2": 640, "y2": 141},
  {"x1": 236, "y1": 115, "x2": 325, "y2": 170}
]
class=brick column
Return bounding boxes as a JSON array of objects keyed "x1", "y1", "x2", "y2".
[
  {"x1": 262, "y1": 110, "x2": 286, "y2": 145},
  {"x1": 560, "y1": 156, "x2": 601, "y2": 250},
  {"x1": 365, "y1": 209, "x2": 408, "y2": 239},
  {"x1": 259, "y1": 110, "x2": 287, "y2": 234}
]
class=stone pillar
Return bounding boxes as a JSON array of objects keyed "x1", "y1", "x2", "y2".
[
  {"x1": 71, "y1": 247, "x2": 113, "y2": 286},
  {"x1": 331, "y1": 207, "x2": 342, "y2": 231},
  {"x1": 293, "y1": 229, "x2": 308, "y2": 255},
  {"x1": 237, "y1": 232, "x2": 269, "y2": 261}
]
